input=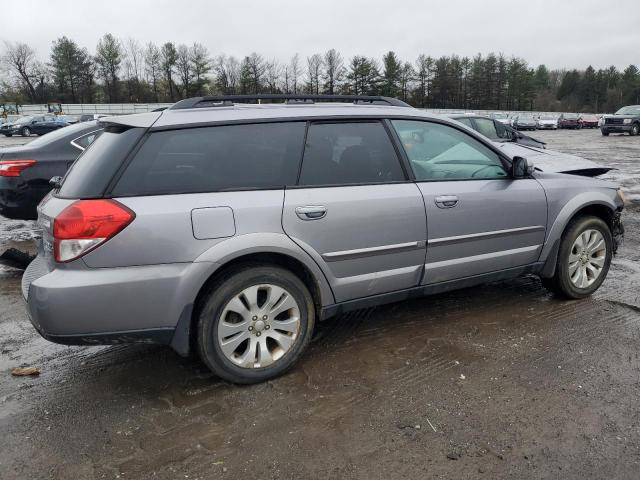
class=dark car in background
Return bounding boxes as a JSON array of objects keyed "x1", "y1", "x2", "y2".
[
  {"x1": 0, "y1": 114, "x2": 68, "y2": 137},
  {"x1": 449, "y1": 114, "x2": 546, "y2": 148},
  {"x1": 580, "y1": 114, "x2": 599, "y2": 129},
  {"x1": 558, "y1": 113, "x2": 582, "y2": 129},
  {"x1": 0, "y1": 121, "x2": 102, "y2": 219},
  {"x1": 601, "y1": 105, "x2": 640, "y2": 136},
  {"x1": 513, "y1": 114, "x2": 538, "y2": 131}
]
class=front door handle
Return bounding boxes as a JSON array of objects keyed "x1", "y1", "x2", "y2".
[
  {"x1": 295, "y1": 205, "x2": 327, "y2": 220},
  {"x1": 434, "y1": 195, "x2": 459, "y2": 209}
]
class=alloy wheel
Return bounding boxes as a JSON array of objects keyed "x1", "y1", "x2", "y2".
[
  {"x1": 568, "y1": 229, "x2": 606, "y2": 288},
  {"x1": 217, "y1": 284, "x2": 301, "y2": 368}
]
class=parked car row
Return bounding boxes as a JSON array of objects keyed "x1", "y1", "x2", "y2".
[{"x1": 487, "y1": 112, "x2": 603, "y2": 131}]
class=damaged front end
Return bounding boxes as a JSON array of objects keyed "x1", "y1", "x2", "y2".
[{"x1": 612, "y1": 211, "x2": 625, "y2": 254}]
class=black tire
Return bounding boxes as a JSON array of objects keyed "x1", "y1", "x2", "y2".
[
  {"x1": 20, "y1": 127, "x2": 30, "y2": 137},
  {"x1": 630, "y1": 123, "x2": 639, "y2": 137},
  {"x1": 197, "y1": 264, "x2": 316, "y2": 384},
  {"x1": 542, "y1": 216, "x2": 613, "y2": 299},
  {"x1": 3, "y1": 134, "x2": 12, "y2": 137},
  {"x1": 601, "y1": 130, "x2": 609, "y2": 136}
]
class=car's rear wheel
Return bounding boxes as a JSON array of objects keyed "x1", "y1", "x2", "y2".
[
  {"x1": 630, "y1": 123, "x2": 639, "y2": 136},
  {"x1": 3, "y1": 134, "x2": 12, "y2": 137},
  {"x1": 542, "y1": 216, "x2": 612, "y2": 299},
  {"x1": 197, "y1": 265, "x2": 315, "y2": 384},
  {"x1": 20, "y1": 127, "x2": 30, "y2": 137}
]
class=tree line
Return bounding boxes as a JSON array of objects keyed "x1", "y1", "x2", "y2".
[{"x1": 1, "y1": 34, "x2": 639, "y2": 113}]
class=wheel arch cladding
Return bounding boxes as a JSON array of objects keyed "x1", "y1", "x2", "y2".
[
  {"x1": 169, "y1": 234, "x2": 334, "y2": 357},
  {"x1": 539, "y1": 195, "x2": 617, "y2": 277}
]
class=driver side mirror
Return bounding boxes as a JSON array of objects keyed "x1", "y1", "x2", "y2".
[{"x1": 511, "y1": 156, "x2": 534, "y2": 178}]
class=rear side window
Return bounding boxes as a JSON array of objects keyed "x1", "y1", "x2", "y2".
[
  {"x1": 298, "y1": 122, "x2": 405, "y2": 186},
  {"x1": 58, "y1": 128, "x2": 146, "y2": 199},
  {"x1": 473, "y1": 118, "x2": 500, "y2": 140},
  {"x1": 112, "y1": 122, "x2": 305, "y2": 196}
]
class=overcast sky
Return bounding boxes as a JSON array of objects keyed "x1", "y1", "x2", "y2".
[{"x1": 3, "y1": 0, "x2": 639, "y2": 70}]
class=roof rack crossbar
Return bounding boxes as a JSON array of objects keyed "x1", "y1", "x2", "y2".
[{"x1": 169, "y1": 94, "x2": 411, "y2": 110}]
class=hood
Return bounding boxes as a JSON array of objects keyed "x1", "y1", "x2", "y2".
[{"x1": 494, "y1": 142, "x2": 613, "y2": 177}]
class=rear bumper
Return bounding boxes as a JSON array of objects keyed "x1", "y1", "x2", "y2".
[
  {"x1": 0, "y1": 177, "x2": 48, "y2": 220},
  {"x1": 23, "y1": 255, "x2": 215, "y2": 346}
]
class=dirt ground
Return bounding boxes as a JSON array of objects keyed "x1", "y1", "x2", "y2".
[{"x1": 1, "y1": 129, "x2": 639, "y2": 480}]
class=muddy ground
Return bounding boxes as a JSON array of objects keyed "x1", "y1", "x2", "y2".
[{"x1": 0, "y1": 129, "x2": 639, "y2": 479}]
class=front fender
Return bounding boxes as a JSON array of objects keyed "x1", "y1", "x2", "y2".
[
  {"x1": 193, "y1": 232, "x2": 335, "y2": 306},
  {"x1": 539, "y1": 192, "x2": 617, "y2": 262}
]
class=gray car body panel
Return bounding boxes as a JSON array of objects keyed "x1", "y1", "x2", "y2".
[
  {"x1": 23, "y1": 102, "x2": 623, "y2": 353},
  {"x1": 495, "y1": 140, "x2": 612, "y2": 176}
]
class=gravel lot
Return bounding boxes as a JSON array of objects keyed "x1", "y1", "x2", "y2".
[{"x1": 1, "y1": 129, "x2": 639, "y2": 479}]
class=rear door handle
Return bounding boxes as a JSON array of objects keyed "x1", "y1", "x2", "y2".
[
  {"x1": 434, "y1": 195, "x2": 459, "y2": 209},
  {"x1": 295, "y1": 205, "x2": 327, "y2": 220}
]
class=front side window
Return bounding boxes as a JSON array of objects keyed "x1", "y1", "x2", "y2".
[
  {"x1": 298, "y1": 122, "x2": 405, "y2": 186},
  {"x1": 113, "y1": 122, "x2": 306, "y2": 196},
  {"x1": 391, "y1": 120, "x2": 508, "y2": 181}
]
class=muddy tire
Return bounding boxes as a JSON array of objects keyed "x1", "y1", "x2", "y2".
[
  {"x1": 197, "y1": 265, "x2": 315, "y2": 384},
  {"x1": 543, "y1": 216, "x2": 613, "y2": 299},
  {"x1": 630, "y1": 123, "x2": 639, "y2": 137}
]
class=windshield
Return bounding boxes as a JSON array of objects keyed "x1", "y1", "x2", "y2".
[
  {"x1": 492, "y1": 113, "x2": 508, "y2": 119},
  {"x1": 563, "y1": 114, "x2": 579, "y2": 119},
  {"x1": 615, "y1": 106, "x2": 640, "y2": 115},
  {"x1": 539, "y1": 116, "x2": 556, "y2": 120},
  {"x1": 12, "y1": 115, "x2": 34, "y2": 124}
]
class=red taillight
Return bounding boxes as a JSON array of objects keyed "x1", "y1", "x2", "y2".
[
  {"x1": 53, "y1": 199, "x2": 135, "y2": 262},
  {"x1": 0, "y1": 159, "x2": 37, "y2": 177}
]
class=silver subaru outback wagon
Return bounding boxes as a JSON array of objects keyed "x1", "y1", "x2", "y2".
[{"x1": 24, "y1": 95, "x2": 625, "y2": 384}]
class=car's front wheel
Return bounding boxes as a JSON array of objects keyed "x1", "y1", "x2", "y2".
[
  {"x1": 542, "y1": 216, "x2": 613, "y2": 299},
  {"x1": 601, "y1": 130, "x2": 609, "y2": 136},
  {"x1": 197, "y1": 265, "x2": 315, "y2": 384}
]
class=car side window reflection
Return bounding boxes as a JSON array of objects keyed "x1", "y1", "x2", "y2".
[{"x1": 391, "y1": 119, "x2": 508, "y2": 181}]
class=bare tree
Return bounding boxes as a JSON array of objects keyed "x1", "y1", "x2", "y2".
[
  {"x1": 306, "y1": 54, "x2": 323, "y2": 94},
  {"x1": 123, "y1": 38, "x2": 143, "y2": 101},
  {"x1": 144, "y1": 42, "x2": 161, "y2": 102},
  {"x1": 264, "y1": 59, "x2": 282, "y2": 93},
  {"x1": 213, "y1": 54, "x2": 240, "y2": 94},
  {"x1": 176, "y1": 44, "x2": 192, "y2": 97},
  {"x1": 1, "y1": 41, "x2": 46, "y2": 101},
  {"x1": 289, "y1": 53, "x2": 301, "y2": 93},
  {"x1": 322, "y1": 49, "x2": 345, "y2": 94}
]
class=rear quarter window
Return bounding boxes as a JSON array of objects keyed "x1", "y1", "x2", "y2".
[
  {"x1": 112, "y1": 122, "x2": 306, "y2": 196},
  {"x1": 57, "y1": 128, "x2": 146, "y2": 199}
]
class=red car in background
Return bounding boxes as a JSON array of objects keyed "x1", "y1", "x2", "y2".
[
  {"x1": 580, "y1": 114, "x2": 599, "y2": 129},
  {"x1": 558, "y1": 113, "x2": 583, "y2": 129}
]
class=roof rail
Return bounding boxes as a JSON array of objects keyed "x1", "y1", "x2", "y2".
[{"x1": 169, "y1": 94, "x2": 412, "y2": 110}]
